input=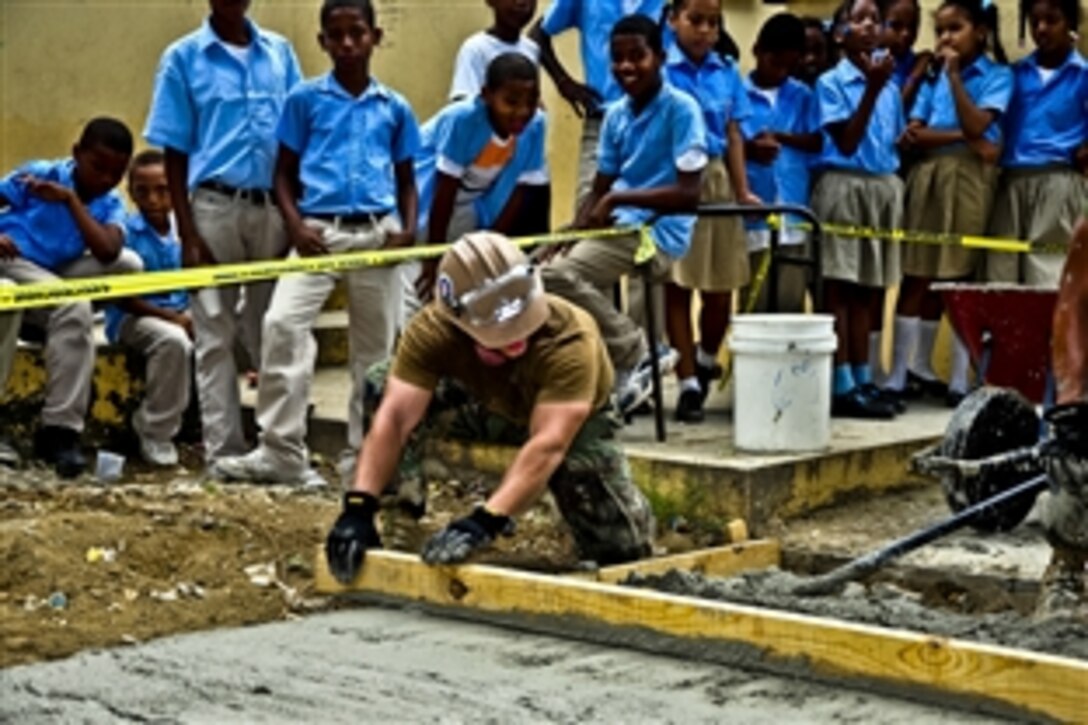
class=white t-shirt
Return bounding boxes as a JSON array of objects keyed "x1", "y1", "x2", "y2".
[
  {"x1": 1038, "y1": 66, "x2": 1057, "y2": 85},
  {"x1": 449, "y1": 31, "x2": 540, "y2": 100},
  {"x1": 222, "y1": 42, "x2": 253, "y2": 65}
]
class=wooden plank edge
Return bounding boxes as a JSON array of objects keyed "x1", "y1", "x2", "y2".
[
  {"x1": 589, "y1": 540, "x2": 780, "y2": 584},
  {"x1": 315, "y1": 548, "x2": 1087, "y2": 723}
]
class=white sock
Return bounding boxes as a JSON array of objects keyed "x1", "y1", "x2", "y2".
[
  {"x1": 695, "y1": 346, "x2": 717, "y2": 369},
  {"x1": 948, "y1": 334, "x2": 971, "y2": 394},
  {"x1": 886, "y1": 315, "x2": 919, "y2": 392},
  {"x1": 868, "y1": 331, "x2": 885, "y2": 384},
  {"x1": 680, "y1": 376, "x2": 701, "y2": 393},
  {"x1": 912, "y1": 320, "x2": 940, "y2": 380}
]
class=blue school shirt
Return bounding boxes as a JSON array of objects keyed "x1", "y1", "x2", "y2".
[
  {"x1": 893, "y1": 49, "x2": 917, "y2": 90},
  {"x1": 664, "y1": 44, "x2": 750, "y2": 157},
  {"x1": 598, "y1": 82, "x2": 708, "y2": 258},
  {"x1": 1001, "y1": 50, "x2": 1088, "y2": 168},
  {"x1": 277, "y1": 74, "x2": 421, "y2": 217},
  {"x1": 540, "y1": 0, "x2": 666, "y2": 106},
  {"x1": 816, "y1": 58, "x2": 905, "y2": 174},
  {"x1": 0, "y1": 159, "x2": 126, "y2": 272},
  {"x1": 144, "y1": 18, "x2": 302, "y2": 190},
  {"x1": 105, "y1": 214, "x2": 188, "y2": 343},
  {"x1": 415, "y1": 97, "x2": 548, "y2": 231},
  {"x1": 911, "y1": 55, "x2": 1012, "y2": 145},
  {"x1": 741, "y1": 77, "x2": 820, "y2": 229}
]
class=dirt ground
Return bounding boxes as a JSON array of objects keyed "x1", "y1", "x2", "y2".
[{"x1": 0, "y1": 449, "x2": 711, "y2": 669}]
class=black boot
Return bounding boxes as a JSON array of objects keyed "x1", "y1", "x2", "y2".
[{"x1": 34, "y1": 425, "x2": 86, "y2": 479}]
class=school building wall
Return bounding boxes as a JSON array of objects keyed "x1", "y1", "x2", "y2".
[{"x1": 1, "y1": 0, "x2": 1085, "y2": 220}]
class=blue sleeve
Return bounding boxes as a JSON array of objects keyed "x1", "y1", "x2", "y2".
[
  {"x1": 435, "y1": 107, "x2": 479, "y2": 173},
  {"x1": 144, "y1": 48, "x2": 196, "y2": 152},
  {"x1": 393, "y1": 97, "x2": 422, "y2": 164},
  {"x1": 282, "y1": 42, "x2": 304, "y2": 92},
  {"x1": 597, "y1": 109, "x2": 622, "y2": 176},
  {"x1": 912, "y1": 80, "x2": 933, "y2": 122},
  {"x1": 800, "y1": 87, "x2": 821, "y2": 133},
  {"x1": 99, "y1": 192, "x2": 128, "y2": 228},
  {"x1": 728, "y1": 67, "x2": 752, "y2": 123},
  {"x1": 0, "y1": 160, "x2": 48, "y2": 208},
  {"x1": 816, "y1": 73, "x2": 851, "y2": 127},
  {"x1": 671, "y1": 95, "x2": 708, "y2": 166},
  {"x1": 976, "y1": 66, "x2": 1013, "y2": 114},
  {"x1": 276, "y1": 87, "x2": 310, "y2": 153},
  {"x1": 540, "y1": 0, "x2": 579, "y2": 37}
]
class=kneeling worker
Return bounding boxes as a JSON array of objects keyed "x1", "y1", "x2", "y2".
[{"x1": 325, "y1": 232, "x2": 654, "y2": 583}]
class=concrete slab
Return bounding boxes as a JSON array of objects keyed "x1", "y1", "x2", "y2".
[
  {"x1": 266, "y1": 367, "x2": 949, "y2": 534},
  {"x1": 0, "y1": 608, "x2": 1004, "y2": 724}
]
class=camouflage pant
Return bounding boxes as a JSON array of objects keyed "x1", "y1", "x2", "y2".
[
  {"x1": 1042, "y1": 404, "x2": 1088, "y2": 552},
  {"x1": 364, "y1": 360, "x2": 655, "y2": 564}
]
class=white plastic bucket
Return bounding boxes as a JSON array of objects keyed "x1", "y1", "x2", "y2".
[{"x1": 728, "y1": 314, "x2": 837, "y2": 453}]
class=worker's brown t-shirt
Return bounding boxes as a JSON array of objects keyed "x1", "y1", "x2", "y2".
[{"x1": 392, "y1": 295, "x2": 613, "y2": 424}]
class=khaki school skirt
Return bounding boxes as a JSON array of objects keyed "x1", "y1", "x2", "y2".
[
  {"x1": 902, "y1": 150, "x2": 997, "y2": 279},
  {"x1": 671, "y1": 158, "x2": 749, "y2": 292},
  {"x1": 810, "y1": 170, "x2": 903, "y2": 288},
  {"x1": 985, "y1": 167, "x2": 1088, "y2": 288}
]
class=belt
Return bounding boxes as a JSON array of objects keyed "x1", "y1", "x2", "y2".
[
  {"x1": 197, "y1": 180, "x2": 273, "y2": 205},
  {"x1": 309, "y1": 212, "x2": 389, "y2": 227}
]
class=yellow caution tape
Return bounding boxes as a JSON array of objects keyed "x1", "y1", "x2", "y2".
[
  {"x1": 0, "y1": 226, "x2": 643, "y2": 312},
  {"x1": 767, "y1": 216, "x2": 1056, "y2": 254}
]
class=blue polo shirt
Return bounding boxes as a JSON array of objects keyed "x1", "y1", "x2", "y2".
[
  {"x1": 144, "y1": 18, "x2": 302, "y2": 190},
  {"x1": 911, "y1": 55, "x2": 1012, "y2": 145},
  {"x1": 540, "y1": 0, "x2": 666, "y2": 106},
  {"x1": 105, "y1": 213, "x2": 188, "y2": 343},
  {"x1": 664, "y1": 44, "x2": 750, "y2": 157},
  {"x1": 893, "y1": 49, "x2": 916, "y2": 90},
  {"x1": 598, "y1": 82, "x2": 708, "y2": 258},
  {"x1": 415, "y1": 97, "x2": 548, "y2": 231},
  {"x1": 1001, "y1": 50, "x2": 1088, "y2": 168},
  {"x1": 741, "y1": 77, "x2": 820, "y2": 229},
  {"x1": 0, "y1": 159, "x2": 127, "y2": 272},
  {"x1": 816, "y1": 58, "x2": 905, "y2": 174},
  {"x1": 277, "y1": 74, "x2": 420, "y2": 217}
]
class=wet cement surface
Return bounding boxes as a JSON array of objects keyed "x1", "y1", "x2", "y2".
[
  {"x1": 0, "y1": 607, "x2": 1009, "y2": 724},
  {"x1": 632, "y1": 569, "x2": 1088, "y2": 661}
]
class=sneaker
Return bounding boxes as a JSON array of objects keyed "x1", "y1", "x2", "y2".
[
  {"x1": 614, "y1": 367, "x2": 654, "y2": 416},
  {"x1": 861, "y1": 383, "x2": 907, "y2": 414},
  {"x1": 831, "y1": 387, "x2": 896, "y2": 420},
  {"x1": 139, "y1": 437, "x2": 179, "y2": 467},
  {"x1": 0, "y1": 438, "x2": 19, "y2": 468},
  {"x1": 1034, "y1": 547, "x2": 1086, "y2": 622},
  {"x1": 638, "y1": 344, "x2": 680, "y2": 377},
  {"x1": 695, "y1": 360, "x2": 723, "y2": 405},
  {"x1": 33, "y1": 425, "x2": 86, "y2": 479},
  {"x1": 213, "y1": 448, "x2": 327, "y2": 488},
  {"x1": 675, "y1": 388, "x2": 705, "y2": 423}
]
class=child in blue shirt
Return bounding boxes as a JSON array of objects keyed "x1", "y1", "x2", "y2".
[
  {"x1": 0, "y1": 118, "x2": 142, "y2": 477},
  {"x1": 797, "y1": 17, "x2": 832, "y2": 87},
  {"x1": 742, "y1": 13, "x2": 823, "y2": 316},
  {"x1": 540, "y1": 14, "x2": 707, "y2": 416},
  {"x1": 811, "y1": 0, "x2": 906, "y2": 420},
  {"x1": 106, "y1": 151, "x2": 193, "y2": 467},
  {"x1": 144, "y1": 0, "x2": 302, "y2": 465},
  {"x1": 883, "y1": 0, "x2": 933, "y2": 113},
  {"x1": 215, "y1": 0, "x2": 419, "y2": 486},
  {"x1": 532, "y1": 0, "x2": 666, "y2": 205},
  {"x1": 660, "y1": 0, "x2": 757, "y2": 423},
  {"x1": 889, "y1": 0, "x2": 1011, "y2": 407},
  {"x1": 986, "y1": 0, "x2": 1088, "y2": 287},
  {"x1": 410, "y1": 53, "x2": 549, "y2": 314}
]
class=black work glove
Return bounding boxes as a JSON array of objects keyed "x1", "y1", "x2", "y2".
[
  {"x1": 420, "y1": 506, "x2": 514, "y2": 565},
  {"x1": 325, "y1": 491, "x2": 382, "y2": 584}
]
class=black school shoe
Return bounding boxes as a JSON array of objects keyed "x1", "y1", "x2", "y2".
[
  {"x1": 861, "y1": 383, "x2": 907, "y2": 414},
  {"x1": 906, "y1": 371, "x2": 947, "y2": 400},
  {"x1": 695, "y1": 360, "x2": 723, "y2": 405},
  {"x1": 675, "y1": 388, "x2": 705, "y2": 423},
  {"x1": 832, "y1": 387, "x2": 897, "y2": 420},
  {"x1": 34, "y1": 425, "x2": 87, "y2": 479}
]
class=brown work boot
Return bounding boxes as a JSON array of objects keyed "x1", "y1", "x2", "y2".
[{"x1": 1034, "y1": 546, "x2": 1087, "y2": 622}]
